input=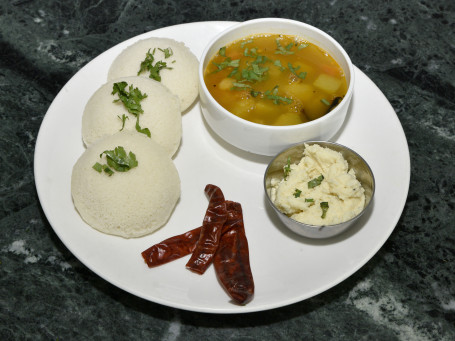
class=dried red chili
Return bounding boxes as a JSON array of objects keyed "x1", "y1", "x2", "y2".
[
  {"x1": 213, "y1": 201, "x2": 254, "y2": 304},
  {"x1": 141, "y1": 227, "x2": 201, "y2": 268},
  {"x1": 141, "y1": 204, "x2": 239, "y2": 268},
  {"x1": 140, "y1": 185, "x2": 255, "y2": 305},
  {"x1": 185, "y1": 184, "x2": 227, "y2": 274}
]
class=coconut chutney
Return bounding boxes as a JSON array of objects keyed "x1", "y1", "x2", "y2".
[{"x1": 270, "y1": 144, "x2": 365, "y2": 225}]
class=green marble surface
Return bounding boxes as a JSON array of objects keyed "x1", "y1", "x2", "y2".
[{"x1": 1, "y1": 0, "x2": 454, "y2": 340}]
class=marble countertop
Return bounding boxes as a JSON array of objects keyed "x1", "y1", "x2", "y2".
[{"x1": 1, "y1": 0, "x2": 454, "y2": 340}]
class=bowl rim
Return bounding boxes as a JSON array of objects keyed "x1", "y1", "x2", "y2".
[
  {"x1": 263, "y1": 140, "x2": 376, "y2": 231},
  {"x1": 198, "y1": 17, "x2": 355, "y2": 131}
]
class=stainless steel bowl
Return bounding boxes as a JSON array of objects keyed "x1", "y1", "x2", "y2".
[{"x1": 264, "y1": 141, "x2": 375, "y2": 239}]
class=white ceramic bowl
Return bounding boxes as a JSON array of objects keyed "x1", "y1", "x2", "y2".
[{"x1": 199, "y1": 18, "x2": 355, "y2": 156}]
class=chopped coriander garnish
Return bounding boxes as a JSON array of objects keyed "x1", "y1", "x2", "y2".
[
  {"x1": 93, "y1": 162, "x2": 114, "y2": 176},
  {"x1": 138, "y1": 48, "x2": 173, "y2": 82},
  {"x1": 231, "y1": 82, "x2": 252, "y2": 90},
  {"x1": 253, "y1": 54, "x2": 269, "y2": 64},
  {"x1": 238, "y1": 55, "x2": 269, "y2": 83},
  {"x1": 101, "y1": 146, "x2": 138, "y2": 172},
  {"x1": 117, "y1": 114, "x2": 129, "y2": 131},
  {"x1": 135, "y1": 116, "x2": 151, "y2": 137},
  {"x1": 244, "y1": 47, "x2": 258, "y2": 57},
  {"x1": 158, "y1": 47, "x2": 173, "y2": 58},
  {"x1": 275, "y1": 39, "x2": 294, "y2": 55},
  {"x1": 228, "y1": 68, "x2": 239, "y2": 77},
  {"x1": 305, "y1": 198, "x2": 314, "y2": 203},
  {"x1": 284, "y1": 156, "x2": 291, "y2": 180},
  {"x1": 212, "y1": 58, "x2": 240, "y2": 72},
  {"x1": 293, "y1": 189, "x2": 302, "y2": 198},
  {"x1": 92, "y1": 162, "x2": 103, "y2": 173},
  {"x1": 112, "y1": 82, "x2": 147, "y2": 116},
  {"x1": 219, "y1": 46, "x2": 226, "y2": 57},
  {"x1": 297, "y1": 43, "x2": 309, "y2": 50},
  {"x1": 112, "y1": 82, "x2": 151, "y2": 137},
  {"x1": 320, "y1": 98, "x2": 331, "y2": 106},
  {"x1": 241, "y1": 64, "x2": 269, "y2": 82},
  {"x1": 250, "y1": 89, "x2": 260, "y2": 97},
  {"x1": 320, "y1": 202, "x2": 329, "y2": 218},
  {"x1": 288, "y1": 62, "x2": 307, "y2": 79},
  {"x1": 148, "y1": 60, "x2": 169, "y2": 81},
  {"x1": 265, "y1": 86, "x2": 293, "y2": 105},
  {"x1": 93, "y1": 146, "x2": 138, "y2": 176},
  {"x1": 240, "y1": 39, "x2": 253, "y2": 48},
  {"x1": 273, "y1": 59, "x2": 286, "y2": 71},
  {"x1": 308, "y1": 174, "x2": 324, "y2": 188},
  {"x1": 104, "y1": 166, "x2": 114, "y2": 176}
]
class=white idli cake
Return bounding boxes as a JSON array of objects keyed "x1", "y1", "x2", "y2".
[
  {"x1": 107, "y1": 37, "x2": 199, "y2": 112},
  {"x1": 71, "y1": 131, "x2": 180, "y2": 238},
  {"x1": 82, "y1": 76, "x2": 181, "y2": 157}
]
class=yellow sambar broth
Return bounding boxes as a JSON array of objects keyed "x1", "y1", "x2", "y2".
[{"x1": 204, "y1": 34, "x2": 348, "y2": 126}]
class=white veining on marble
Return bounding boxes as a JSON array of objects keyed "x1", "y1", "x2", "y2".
[
  {"x1": 359, "y1": 16, "x2": 377, "y2": 30},
  {"x1": 391, "y1": 58, "x2": 403, "y2": 65},
  {"x1": 162, "y1": 313, "x2": 181, "y2": 341},
  {"x1": 46, "y1": 255, "x2": 72, "y2": 271},
  {"x1": 432, "y1": 282, "x2": 455, "y2": 311},
  {"x1": 347, "y1": 278, "x2": 447, "y2": 340},
  {"x1": 420, "y1": 117, "x2": 455, "y2": 141},
  {"x1": 36, "y1": 39, "x2": 90, "y2": 68},
  {"x1": 3, "y1": 239, "x2": 41, "y2": 264},
  {"x1": 2, "y1": 239, "x2": 72, "y2": 271},
  {"x1": 426, "y1": 59, "x2": 440, "y2": 71}
]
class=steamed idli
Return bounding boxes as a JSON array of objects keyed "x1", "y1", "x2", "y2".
[
  {"x1": 107, "y1": 37, "x2": 199, "y2": 112},
  {"x1": 82, "y1": 76, "x2": 181, "y2": 157},
  {"x1": 71, "y1": 131, "x2": 180, "y2": 238}
]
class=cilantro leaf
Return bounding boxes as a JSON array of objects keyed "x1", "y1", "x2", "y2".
[
  {"x1": 288, "y1": 62, "x2": 307, "y2": 79},
  {"x1": 231, "y1": 82, "x2": 252, "y2": 90},
  {"x1": 112, "y1": 82, "x2": 151, "y2": 137},
  {"x1": 275, "y1": 39, "x2": 294, "y2": 55},
  {"x1": 100, "y1": 146, "x2": 138, "y2": 173},
  {"x1": 135, "y1": 116, "x2": 151, "y2": 138},
  {"x1": 273, "y1": 59, "x2": 286, "y2": 71},
  {"x1": 308, "y1": 174, "x2": 324, "y2": 188},
  {"x1": 212, "y1": 57, "x2": 240, "y2": 72},
  {"x1": 293, "y1": 189, "x2": 302, "y2": 198},
  {"x1": 112, "y1": 82, "x2": 147, "y2": 116},
  {"x1": 240, "y1": 39, "x2": 253, "y2": 48},
  {"x1": 264, "y1": 86, "x2": 293, "y2": 105},
  {"x1": 92, "y1": 162, "x2": 103, "y2": 173},
  {"x1": 320, "y1": 202, "x2": 329, "y2": 218},
  {"x1": 93, "y1": 146, "x2": 138, "y2": 176},
  {"x1": 117, "y1": 114, "x2": 129, "y2": 131},
  {"x1": 138, "y1": 48, "x2": 173, "y2": 81},
  {"x1": 320, "y1": 98, "x2": 331, "y2": 106},
  {"x1": 284, "y1": 157, "x2": 292, "y2": 180},
  {"x1": 158, "y1": 47, "x2": 173, "y2": 58}
]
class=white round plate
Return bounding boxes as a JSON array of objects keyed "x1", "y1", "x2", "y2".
[{"x1": 34, "y1": 22, "x2": 410, "y2": 314}]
